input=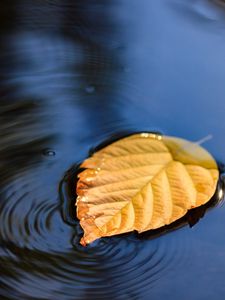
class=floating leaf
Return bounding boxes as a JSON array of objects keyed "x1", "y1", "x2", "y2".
[{"x1": 76, "y1": 133, "x2": 219, "y2": 246}]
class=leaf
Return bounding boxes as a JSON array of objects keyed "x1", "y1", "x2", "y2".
[{"x1": 76, "y1": 133, "x2": 219, "y2": 246}]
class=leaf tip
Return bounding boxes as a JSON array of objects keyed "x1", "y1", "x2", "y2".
[{"x1": 80, "y1": 238, "x2": 87, "y2": 247}]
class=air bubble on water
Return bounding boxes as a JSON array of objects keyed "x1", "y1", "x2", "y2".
[{"x1": 42, "y1": 148, "x2": 56, "y2": 157}]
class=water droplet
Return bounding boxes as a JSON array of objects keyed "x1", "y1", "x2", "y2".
[
  {"x1": 85, "y1": 85, "x2": 95, "y2": 94},
  {"x1": 86, "y1": 177, "x2": 92, "y2": 182},
  {"x1": 140, "y1": 133, "x2": 162, "y2": 140},
  {"x1": 42, "y1": 148, "x2": 56, "y2": 157}
]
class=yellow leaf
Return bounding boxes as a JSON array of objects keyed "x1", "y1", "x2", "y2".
[{"x1": 76, "y1": 133, "x2": 219, "y2": 246}]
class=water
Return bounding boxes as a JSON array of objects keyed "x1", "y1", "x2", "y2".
[{"x1": 0, "y1": 0, "x2": 225, "y2": 299}]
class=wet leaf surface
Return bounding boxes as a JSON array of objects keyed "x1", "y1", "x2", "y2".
[{"x1": 77, "y1": 133, "x2": 219, "y2": 245}]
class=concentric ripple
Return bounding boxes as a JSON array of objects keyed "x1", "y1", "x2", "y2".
[
  {"x1": 56, "y1": 162, "x2": 223, "y2": 299},
  {"x1": 0, "y1": 144, "x2": 222, "y2": 299},
  {"x1": 0, "y1": 151, "x2": 197, "y2": 299}
]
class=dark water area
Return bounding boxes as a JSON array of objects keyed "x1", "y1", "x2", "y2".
[{"x1": 1, "y1": 1, "x2": 225, "y2": 299}]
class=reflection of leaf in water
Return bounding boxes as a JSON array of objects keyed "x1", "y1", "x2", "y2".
[{"x1": 76, "y1": 133, "x2": 219, "y2": 246}]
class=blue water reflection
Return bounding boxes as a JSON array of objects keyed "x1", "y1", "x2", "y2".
[{"x1": 0, "y1": 0, "x2": 225, "y2": 299}]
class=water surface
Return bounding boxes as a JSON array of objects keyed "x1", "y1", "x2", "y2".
[{"x1": 1, "y1": 1, "x2": 225, "y2": 299}]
